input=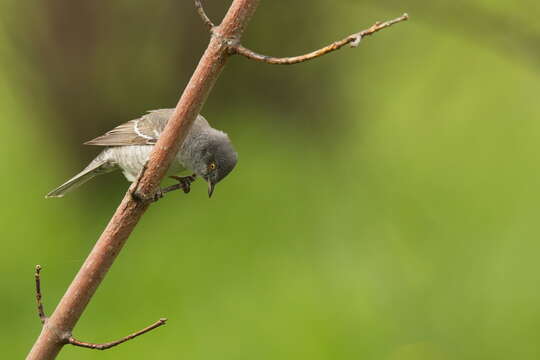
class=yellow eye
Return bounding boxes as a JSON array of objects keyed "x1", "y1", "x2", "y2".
[{"x1": 209, "y1": 163, "x2": 216, "y2": 170}]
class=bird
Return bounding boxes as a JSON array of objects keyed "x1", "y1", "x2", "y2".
[{"x1": 46, "y1": 108, "x2": 238, "y2": 199}]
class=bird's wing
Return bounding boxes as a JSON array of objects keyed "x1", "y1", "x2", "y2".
[{"x1": 84, "y1": 109, "x2": 173, "y2": 146}]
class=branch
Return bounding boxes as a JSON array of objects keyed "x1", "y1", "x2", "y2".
[
  {"x1": 27, "y1": 1, "x2": 407, "y2": 358},
  {"x1": 32, "y1": 265, "x2": 166, "y2": 351},
  {"x1": 27, "y1": 1, "x2": 260, "y2": 359},
  {"x1": 232, "y1": 13, "x2": 409, "y2": 65},
  {"x1": 34, "y1": 265, "x2": 47, "y2": 324},
  {"x1": 27, "y1": 1, "x2": 261, "y2": 359},
  {"x1": 194, "y1": 0, "x2": 215, "y2": 30},
  {"x1": 68, "y1": 319, "x2": 167, "y2": 350}
]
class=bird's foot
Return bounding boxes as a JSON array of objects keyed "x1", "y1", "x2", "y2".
[
  {"x1": 152, "y1": 188, "x2": 164, "y2": 202},
  {"x1": 135, "y1": 174, "x2": 196, "y2": 203},
  {"x1": 156, "y1": 174, "x2": 197, "y2": 200},
  {"x1": 130, "y1": 187, "x2": 163, "y2": 203},
  {"x1": 169, "y1": 174, "x2": 197, "y2": 194}
]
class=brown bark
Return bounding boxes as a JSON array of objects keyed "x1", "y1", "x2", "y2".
[{"x1": 26, "y1": 1, "x2": 260, "y2": 359}]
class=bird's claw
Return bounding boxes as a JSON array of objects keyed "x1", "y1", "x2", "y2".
[
  {"x1": 169, "y1": 174, "x2": 196, "y2": 194},
  {"x1": 149, "y1": 174, "x2": 197, "y2": 202},
  {"x1": 153, "y1": 188, "x2": 164, "y2": 202}
]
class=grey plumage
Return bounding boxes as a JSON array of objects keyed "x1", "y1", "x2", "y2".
[{"x1": 46, "y1": 109, "x2": 238, "y2": 198}]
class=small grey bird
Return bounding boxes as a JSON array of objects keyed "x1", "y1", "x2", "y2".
[{"x1": 46, "y1": 109, "x2": 237, "y2": 199}]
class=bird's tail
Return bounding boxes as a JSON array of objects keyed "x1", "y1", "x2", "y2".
[{"x1": 46, "y1": 156, "x2": 115, "y2": 198}]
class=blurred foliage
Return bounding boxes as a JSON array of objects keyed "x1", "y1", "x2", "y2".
[{"x1": 1, "y1": 0, "x2": 540, "y2": 359}]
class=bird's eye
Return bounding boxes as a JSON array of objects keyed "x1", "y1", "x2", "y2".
[{"x1": 208, "y1": 162, "x2": 216, "y2": 170}]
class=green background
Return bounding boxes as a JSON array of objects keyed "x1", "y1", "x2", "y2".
[{"x1": 2, "y1": 0, "x2": 540, "y2": 359}]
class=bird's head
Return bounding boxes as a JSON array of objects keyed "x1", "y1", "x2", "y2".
[{"x1": 186, "y1": 130, "x2": 238, "y2": 197}]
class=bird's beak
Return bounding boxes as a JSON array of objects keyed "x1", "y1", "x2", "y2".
[{"x1": 207, "y1": 180, "x2": 215, "y2": 198}]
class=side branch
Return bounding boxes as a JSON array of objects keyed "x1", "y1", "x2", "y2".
[
  {"x1": 32, "y1": 265, "x2": 166, "y2": 351},
  {"x1": 195, "y1": 0, "x2": 215, "y2": 30},
  {"x1": 232, "y1": 13, "x2": 409, "y2": 65},
  {"x1": 34, "y1": 265, "x2": 47, "y2": 324},
  {"x1": 68, "y1": 319, "x2": 167, "y2": 350}
]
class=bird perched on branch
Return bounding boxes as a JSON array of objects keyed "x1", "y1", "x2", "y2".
[{"x1": 46, "y1": 109, "x2": 237, "y2": 199}]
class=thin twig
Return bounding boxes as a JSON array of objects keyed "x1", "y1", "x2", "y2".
[
  {"x1": 34, "y1": 265, "x2": 47, "y2": 324},
  {"x1": 194, "y1": 0, "x2": 215, "y2": 30},
  {"x1": 232, "y1": 13, "x2": 409, "y2": 65},
  {"x1": 68, "y1": 319, "x2": 167, "y2": 350},
  {"x1": 33, "y1": 267, "x2": 166, "y2": 350}
]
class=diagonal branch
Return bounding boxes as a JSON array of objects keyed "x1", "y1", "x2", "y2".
[
  {"x1": 34, "y1": 265, "x2": 47, "y2": 324},
  {"x1": 232, "y1": 13, "x2": 409, "y2": 65},
  {"x1": 195, "y1": 0, "x2": 215, "y2": 30},
  {"x1": 27, "y1": 1, "x2": 408, "y2": 358},
  {"x1": 27, "y1": 1, "x2": 261, "y2": 358},
  {"x1": 68, "y1": 319, "x2": 167, "y2": 350}
]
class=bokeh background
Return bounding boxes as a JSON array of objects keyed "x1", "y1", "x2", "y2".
[{"x1": 2, "y1": 0, "x2": 540, "y2": 359}]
